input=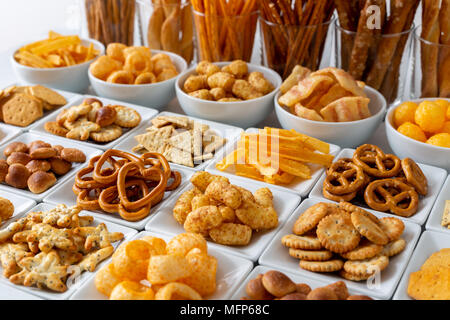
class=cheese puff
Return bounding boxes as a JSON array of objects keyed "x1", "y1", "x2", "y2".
[
  {"x1": 248, "y1": 72, "x2": 274, "y2": 95},
  {"x1": 124, "y1": 46, "x2": 152, "y2": 60},
  {"x1": 135, "y1": 72, "x2": 156, "y2": 84},
  {"x1": 89, "y1": 56, "x2": 122, "y2": 81},
  {"x1": 184, "y1": 206, "x2": 223, "y2": 235},
  {"x1": 152, "y1": 54, "x2": 175, "y2": 75},
  {"x1": 253, "y1": 188, "x2": 274, "y2": 208},
  {"x1": 180, "y1": 248, "x2": 218, "y2": 296},
  {"x1": 106, "y1": 43, "x2": 127, "y2": 62},
  {"x1": 397, "y1": 122, "x2": 427, "y2": 142},
  {"x1": 191, "y1": 194, "x2": 214, "y2": 211},
  {"x1": 140, "y1": 236, "x2": 167, "y2": 255},
  {"x1": 124, "y1": 51, "x2": 153, "y2": 76},
  {"x1": 173, "y1": 188, "x2": 202, "y2": 225},
  {"x1": 232, "y1": 80, "x2": 263, "y2": 100},
  {"x1": 415, "y1": 101, "x2": 446, "y2": 133},
  {"x1": 184, "y1": 75, "x2": 208, "y2": 93},
  {"x1": 218, "y1": 205, "x2": 236, "y2": 223},
  {"x1": 209, "y1": 87, "x2": 226, "y2": 101},
  {"x1": 440, "y1": 121, "x2": 450, "y2": 134},
  {"x1": 190, "y1": 171, "x2": 229, "y2": 193},
  {"x1": 157, "y1": 68, "x2": 178, "y2": 82},
  {"x1": 155, "y1": 282, "x2": 202, "y2": 300},
  {"x1": 221, "y1": 60, "x2": 248, "y2": 78},
  {"x1": 147, "y1": 254, "x2": 192, "y2": 285},
  {"x1": 166, "y1": 233, "x2": 208, "y2": 256},
  {"x1": 218, "y1": 98, "x2": 243, "y2": 102},
  {"x1": 109, "y1": 281, "x2": 154, "y2": 300},
  {"x1": 207, "y1": 72, "x2": 235, "y2": 92},
  {"x1": 196, "y1": 61, "x2": 220, "y2": 77},
  {"x1": 112, "y1": 240, "x2": 151, "y2": 281},
  {"x1": 188, "y1": 89, "x2": 213, "y2": 100},
  {"x1": 106, "y1": 70, "x2": 134, "y2": 84},
  {"x1": 209, "y1": 223, "x2": 252, "y2": 246},
  {"x1": 427, "y1": 133, "x2": 450, "y2": 148},
  {"x1": 204, "y1": 179, "x2": 242, "y2": 209},
  {"x1": 95, "y1": 263, "x2": 123, "y2": 297},
  {"x1": 394, "y1": 102, "x2": 418, "y2": 128}
]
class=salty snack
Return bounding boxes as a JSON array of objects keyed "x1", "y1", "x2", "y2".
[
  {"x1": 282, "y1": 201, "x2": 406, "y2": 281},
  {"x1": 133, "y1": 115, "x2": 226, "y2": 167},
  {"x1": 216, "y1": 127, "x2": 333, "y2": 185},
  {"x1": 183, "y1": 61, "x2": 275, "y2": 101},
  {"x1": 0, "y1": 85, "x2": 67, "y2": 127},
  {"x1": 14, "y1": 31, "x2": 100, "y2": 68},
  {"x1": 0, "y1": 204, "x2": 123, "y2": 292},
  {"x1": 442, "y1": 200, "x2": 450, "y2": 229},
  {"x1": 322, "y1": 144, "x2": 427, "y2": 217},
  {"x1": 45, "y1": 98, "x2": 140, "y2": 143},
  {"x1": 243, "y1": 269, "x2": 373, "y2": 300},
  {"x1": 278, "y1": 67, "x2": 371, "y2": 122},
  {"x1": 407, "y1": 248, "x2": 450, "y2": 300},
  {"x1": 95, "y1": 233, "x2": 217, "y2": 300},
  {"x1": 90, "y1": 44, "x2": 178, "y2": 85},
  {"x1": 73, "y1": 149, "x2": 181, "y2": 222},
  {"x1": 395, "y1": 100, "x2": 450, "y2": 148},
  {"x1": 173, "y1": 172, "x2": 278, "y2": 246},
  {"x1": 0, "y1": 197, "x2": 14, "y2": 224},
  {"x1": 1, "y1": 140, "x2": 86, "y2": 194}
]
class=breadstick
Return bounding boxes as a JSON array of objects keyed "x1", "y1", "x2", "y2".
[
  {"x1": 439, "y1": 0, "x2": 450, "y2": 97},
  {"x1": 180, "y1": 3, "x2": 194, "y2": 63},
  {"x1": 147, "y1": 6, "x2": 165, "y2": 50},
  {"x1": 161, "y1": 5, "x2": 181, "y2": 54}
]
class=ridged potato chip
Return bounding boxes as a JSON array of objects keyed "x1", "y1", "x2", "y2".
[
  {"x1": 109, "y1": 281, "x2": 154, "y2": 300},
  {"x1": 166, "y1": 233, "x2": 208, "y2": 256},
  {"x1": 94, "y1": 263, "x2": 123, "y2": 297},
  {"x1": 209, "y1": 223, "x2": 252, "y2": 246},
  {"x1": 180, "y1": 248, "x2": 218, "y2": 297},
  {"x1": 112, "y1": 240, "x2": 151, "y2": 281},
  {"x1": 147, "y1": 254, "x2": 192, "y2": 285},
  {"x1": 155, "y1": 282, "x2": 202, "y2": 300}
]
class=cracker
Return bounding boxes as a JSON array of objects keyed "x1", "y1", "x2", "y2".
[
  {"x1": 441, "y1": 200, "x2": 450, "y2": 228},
  {"x1": 281, "y1": 234, "x2": 322, "y2": 250},
  {"x1": 293, "y1": 202, "x2": 333, "y2": 235},
  {"x1": 114, "y1": 106, "x2": 141, "y2": 128},
  {"x1": 90, "y1": 124, "x2": 123, "y2": 142},
  {"x1": 379, "y1": 217, "x2": 405, "y2": 241},
  {"x1": 135, "y1": 126, "x2": 174, "y2": 152},
  {"x1": 316, "y1": 213, "x2": 360, "y2": 254},
  {"x1": 288, "y1": 248, "x2": 333, "y2": 261},
  {"x1": 194, "y1": 153, "x2": 214, "y2": 163},
  {"x1": 44, "y1": 121, "x2": 69, "y2": 137},
  {"x1": 168, "y1": 131, "x2": 192, "y2": 153},
  {"x1": 2, "y1": 93, "x2": 43, "y2": 127},
  {"x1": 169, "y1": 147, "x2": 194, "y2": 167},
  {"x1": 341, "y1": 239, "x2": 383, "y2": 261},
  {"x1": 28, "y1": 85, "x2": 67, "y2": 106},
  {"x1": 381, "y1": 238, "x2": 406, "y2": 257},
  {"x1": 339, "y1": 270, "x2": 371, "y2": 281},
  {"x1": 421, "y1": 248, "x2": 450, "y2": 270},
  {"x1": 158, "y1": 115, "x2": 189, "y2": 128},
  {"x1": 343, "y1": 255, "x2": 389, "y2": 277},
  {"x1": 66, "y1": 120, "x2": 101, "y2": 141},
  {"x1": 407, "y1": 266, "x2": 450, "y2": 300},
  {"x1": 351, "y1": 211, "x2": 389, "y2": 245},
  {"x1": 299, "y1": 259, "x2": 344, "y2": 273},
  {"x1": 151, "y1": 117, "x2": 171, "y2": 128},
  {"x1": 192, "y1": 128, "x2": 202, "y2": 158},
  {"x1": 203, "y1": 136, "x2": 226, "y2": 154}
]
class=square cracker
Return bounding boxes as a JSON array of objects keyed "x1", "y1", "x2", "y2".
[
  {"x1": 135, "y1": 126, "x2": 174, "y2": 153},
  {"x1": 2, "y1": 93, "x2": 43, "y2": 127},
  {"x1": 158, "y1": 116, "x2": 189, "y2": 128},
  {"x1": 28, "y1": 85, "x2": 67, "y2": 107},
  {"x1": 407, "y1": 266, "x2": 450, "y2": 300},
  {"x1": 151, "y1": 117, "x2": 171, "y2": 128}
]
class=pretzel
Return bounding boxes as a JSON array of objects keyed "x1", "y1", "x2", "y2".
[
  {"x1": 364, "y1": 179, "x2": 419, "y2": 217},
  {"x1": 324, "y1": 158, "x2": 366, "y2": 195},
  {"x1": 352, "y1": 144, "x2": 401, "y2": 178},
  {"x1": 401, "y1": 158, "x2": 428, "y2": 196},
  {"x1": 73, "y1": 149, "x2": 181, "y2": 222},
  {"x1": 323, "y1": 188, "x2": 357, "y2": 203}
]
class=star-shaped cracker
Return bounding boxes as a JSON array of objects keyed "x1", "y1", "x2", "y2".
[
  {"x1": 0, "y1": 242, "x2": 32, "y2": 277},
  {"x1": 13, "y1": 223, "x2": 76, "y2": 253},
  {"x1": 77, "y1": 246, "x2": 114, "y2": 272},
  {"x1": 9, "y1": 250, "x2": 68, "y2": 292},
  {"x1": 73, "y1": 223, "x2": 123, "y2": 251},
  {"x1": 29, "y1": 205, "x2": 82, "y2": 228}
]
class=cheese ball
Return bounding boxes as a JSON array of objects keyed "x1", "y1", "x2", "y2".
[
  {"x1": 397, "y1": 122, "x2": 427, "y2": 142},
  {"x1": 426, "y1": 133, "x2": 450, "y2": 148},
  {"x1": 415, "y1": 101, "x2": 446, "y2": 133},
  {"x1": 394, "y1": 102, "x2": 418, "y2": 128}
]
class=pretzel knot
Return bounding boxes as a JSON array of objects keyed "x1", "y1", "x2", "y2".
[
  {"x1": 364, "y1": 179, "x2": 419, "y2": 217},
  {"x1": 324, "y1": 158, "x2": 366, "y2": 195},
  {"x1": 73, "y1": 150, "x2": 181, "y2": 221},
  {"x1": 353, "y1": 144, "x2": 401, "y2": 178}
]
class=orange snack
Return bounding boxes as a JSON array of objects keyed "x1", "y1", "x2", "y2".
[
  {"x1": 394, "y1": 102, "x2": 418, "y2": 128},
  {"x1": 397, "y1": 122, "x2": 427, "y2": 143},
  {"x1": 427, "y1": 133, "x2": 450, "y2": 148},
  {"x1": 415, "y1": 101, "x2": 446, "y2": 134}
]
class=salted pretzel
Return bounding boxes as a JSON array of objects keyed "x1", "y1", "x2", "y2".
[
  {"x1": 323, "y1": 158, "x2": 366, "y2": 195},
  {"x1": 364, "y1": 179, "x2": 419, "y2": 217},
  {"x1": 323, "y1": 187, "x2": 357, "y2": 203},
  {"x1": 401, "y1": 158, "x2": 428, "y2": 196},
  {"x1": 73, "y1": 149, "x2": 181, "y2": 221},
  {"x1": 352, "y1": 144, "x2": 401, "y2": 178}
]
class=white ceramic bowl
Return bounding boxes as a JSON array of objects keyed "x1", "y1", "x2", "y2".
[
  {"x1": 11, "y1": 38, "x2": 104, "y2": 93},
  {"x1": 89, "y1": 50, "x2": 187, "y2": 110},
  {"x1": 175, "y1": 62, "x2": 282, "y2": 128},
  {"x1": 386, "y1": 98, "x2": 450, "y2": 171},
  {"x1": 275, "y1": 86, "x2": 387, "y2": 148}
]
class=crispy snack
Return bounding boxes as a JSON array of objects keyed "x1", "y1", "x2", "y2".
[
  {"x1": 379, "y1": 217, "x2": 405, "y2": 241},
  {"x1": 343, "y1": 255, "x2": 389, "y2": 277},
  {"x1": 341, "y1": 239, "x2": 383, "y2": 261},
  {"x1": 180, "y1": 248, "x2": 218, "y2": 296},
  {"x1": 350, "y1": 210, "x2": 389, "y2": 245},
  {"x1": 155, "y1": 282, "x2": 202, "y2": 300},
  {"x1": 110, "y1": 281, "x2": 155, "y2": 300},
  {"x1": 293, "y1": 203, "x2": 332, "y2": 235},
  {"x1": 288, "y1": 248, "x2": 333, "y2": 261},
  {"x1": 281, "y1": 234, "x2": 322, "y2": 250},
  {"x1": 316, "y1": 213, "x2": 360, "y2": 254},
  {"x1": 209, "y1": 223, "x2": 252, "y2": 246},
  {"x1": 95, "y1": 263, "x2": 123, "y2": 297},
  {"x1": 442, "y1": 200, "x2": 450, "y2": 228},
  {"x1": 166, "y1": 233, "x2": 207, "y2": 256},
  {"x1": 0, "y1": 242, "x2": 33, "y2": 277},
  {"x1": 299, "y1": 259, "x2": 344, "y2": 273},
  {"x1": 0, "y1": 197, "x2": 14, "y2": 223},
  {"x1": 147, "y1": 254, "x2": 193, "y2": 285},
  {"x1": 381, "y1": 238, "x2": 406, "y2": 257}
]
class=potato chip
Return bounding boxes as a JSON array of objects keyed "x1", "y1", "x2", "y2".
[
  {"x1": 154, "y1": 282, "x2": 202, "y2": 300},
  {"x1": 166, "y1": 233, "x2": 208, "y2": 256},
  {"x1": 147, "y1": 254, "x2": 192, "y2": 285},
  {"x1": 112, "y1": 240, "x2": 151, "y2": 281},
  {"x1": 180, "y1": 249, "x2": 218, "y2": 296},
  {"x1": 109, "y1": 281, "x2": 154, "y2": 300},
  {"x1": 95, "y1": 263, "x2": 123, "y2": 297}
]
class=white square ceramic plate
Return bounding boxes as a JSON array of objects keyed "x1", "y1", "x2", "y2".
[
  {"x1": 426, "y1": 175, "x2": 450, "y2": 235},
  {"x1": 43, "y1": 166, "x2": 195, "y2": 230},
  {"x1": 206, "y1": 128, "x2": 341, "y2": 198},
  {"x1": 69, "y1": 230, "x2": 254, "y2": 300},
  {"x1": 0, "y1": 123, "x2": 22, "y2": 147},
  {"x1": 114, "y1": 111, "x2": 244, "y2": 171},
  {"x1": 258, "y1": 198, "x2": 422, "y2": 300},
  {"x1": 0, "y1": 132, "x2": 102, "y2": 201},
  {"x1": 145, "y1": 176, "x2": 302, "y2": 261},
  {"x1": 2, "y1": 82, "x2": 80, "y2": 131},
  {"x1": 30, "y1": 95, "x2": 159, "y2": 150},
  {"x1": 309, "y1": 148, "x2": 447, "y2": 225},
  {"x1": 0, "y1": 190, "x2": 36, "y2": 227},
  {"x1": 230, "y1": 265, "x2": 377, "y2": 300},
  {"x1": 0, "y1": 203, "x2": 138, "y2": 300},
  {"x1": 393, "y1": 230, "x2": 450, "y2": 300},
  {"x1": 0, "y1": 282, "x2": 42, "y2": 300}
]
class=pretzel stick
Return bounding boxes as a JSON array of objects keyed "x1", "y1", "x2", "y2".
[
  {"x1": 439, "y1": 0, "x2": 450, "y2": 97},
  {"x1": 192, "y1": 0, "x2": 211, "y2": 61}
]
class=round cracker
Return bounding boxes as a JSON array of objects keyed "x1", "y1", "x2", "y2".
[
  {"x1": 90, "y1": 125, "x2": 123, "y2": 143},
  {"x1": 379, "y1": 217, "x2": 405, "y2": 241},
  {"x1": 114, "y1": 106, "x2": 141, "y2": 128},
  {"x1": 299, "y1": 259, "x2": 344, "y2": 273},
  {"x1": 288, "y1": 248, "x2": 333, "y2": 261},
  {"x1": 341, "y1": 239, "x2": 383, "y2": 261},
  {"x1": 343, "y1": 255, "x2": 389, "y2": 277},
  {"x1": 293, "y1": 203, "x2": 332, "y2": 235},
  {"x1": 339, "y1": 270, "x2": 371, "y2": 281},
  {"x1": 351, "y1": 211, "x2": 389, "y2": 245},
  {"x1": 281, "y1": 234, "x2": 322, "y2": 250},
  {"x1": 316, "y1": 213, "x2": 360, "y2": 253},
  {"x1": 381, "y1": 238, "x2": 406, "y2": 257}
]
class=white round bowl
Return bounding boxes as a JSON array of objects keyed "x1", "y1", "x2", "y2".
[
  {"x1": 175, "y1": 62, "x2": 282, "y2": 128},
  {"x1": 275, "y1": 86, "x2": 387, "y2": 148},
  {"x1": 386, "y1": 98, "x2": 450, "y2": 171},
  {"x1": 89, "y1": 50, "x2": 187, "y2": 110},
  {"x1": 11, "y1": 38, "x2": 105, "y2": 93}
]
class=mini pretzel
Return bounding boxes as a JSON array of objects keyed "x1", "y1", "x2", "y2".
[
  {"x1": 364, "y1": 179, "x2": 419, "y2": 217},
  {"x1": 353, "y1": 144, "x2": 401, "y2": 178},
  {"x1": 323, "y1": 159, "x2": 366, "y2": 195},
  {"x1": 401, "y1": 158, "x2": 428, "y2": 196}
]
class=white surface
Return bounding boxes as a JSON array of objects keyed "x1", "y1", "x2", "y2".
[
  {"x1": 206, "y1": 128, "x2": 341, "y2": 198},
  {"x1": 386, "y1": 98, "x2": 450, "y2": 171},
  {"x1": 0, "y1": 282, "x2": 42, "y2": 300},
  {"x1": 70, "y1": 230, "x2": 254, "y2": 300},
  {"x1": 426, "y1": 175, "x2": 450, "y2": 235},
  {"x1": 145, "y1": 176, "x2": 301, "y2": 261},
  {"x1": 393, "y1": 231, "x2": 450, "y2": 300},
  {"x1": 0, "y1": 190, "x2": 36, "y2": 226},
  {"x1": 114, "y1": 111, "x2": 244, "y2": 171},
  {"x1": 44, "y1": 166, "x2": 194, "y2": 231},
  {"x1": 309, "y1": 148, "x2": 447, "y2": 225},
  {"x1": 0, "y1": 124, "x2": 22, "y2": 147},
  {"x1": 0, "y1": 132, "x2": 102, "y2": 202},
  {"x1": 258, "y1": 198, "x2": 422, "y2": 300},
  {"x1": 89, "y1": 50, "x2": 188, "y2": 109},
  {"x1": 0, "y1": 203, "x2": 138, "y2": 300},
  {"x1": 176, "y1": 62, "x2": 283, "y2": 129},
  {"x1": 275, "y1": 86, "x2": 387, "y2": 149},
  {"x1": 30, "y1": 95, "x2": 159, "y2": 151}
]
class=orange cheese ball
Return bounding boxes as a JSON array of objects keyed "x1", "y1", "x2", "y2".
[
  {"x1": 441, "y1": 121, "x2": 450, "y2": 134},
  {"x1": 415, "y1": 101, "x2": 446, "y2": 133},
  {"x1": 394, "y1": 101, "x2": 418, "y2": 128},
  {"x1": 397, "y1": 122, "x2": 427, "y2": 142},
  {"x1": 426, "y1": 133, "x2": 450, "y2": 148},
  {"x1": 434, "y1": 99, "x2": 450, "y2": 113}
]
